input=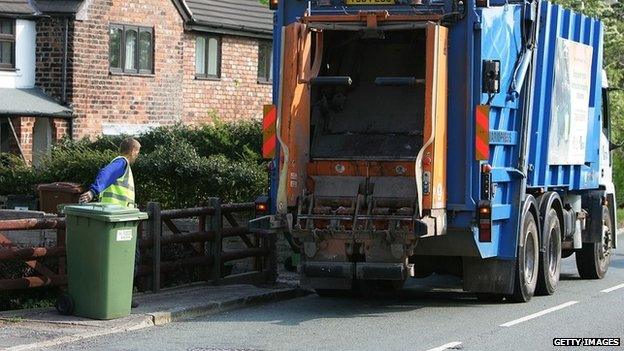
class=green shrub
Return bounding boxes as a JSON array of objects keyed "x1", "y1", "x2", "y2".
[
  {"x1": 1, "y1": 121, "x2": 267, "y2": 208},
  {"x1": 0, "y1": 153, "x2": 37, "y2": 196},
  {"x1": 35, "y1": 145, "x2": 117, "y2": 188},
  {"x1": 138, "y1": 120, "x2": 262, "y2": 162},
  {"x1": 134, "y1": 141, "x2": 266, "y2": 208}
]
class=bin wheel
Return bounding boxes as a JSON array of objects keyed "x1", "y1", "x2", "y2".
[{"x1": 56, "y1": 293, "x2": 74, "y2": 316}]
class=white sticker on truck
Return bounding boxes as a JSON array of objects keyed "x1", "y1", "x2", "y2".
[
  {"x1": 548, "y1": 38, "x2": 593, "y2": 165},
  {"x1": 116, "y1": 229, "x2": 133, "y2": 242}
]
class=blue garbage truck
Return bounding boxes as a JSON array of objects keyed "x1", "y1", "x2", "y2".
[{"x1": 253, "y1": 0, "x2": 617, "y2": 302}]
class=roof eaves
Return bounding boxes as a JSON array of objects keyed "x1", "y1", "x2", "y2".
[
  {"x1": 173, "y1": 0, "x2": 194, "y2": 23},
  {"x1": 186, "y1": 18, "x2": 272, "y2": 36}
]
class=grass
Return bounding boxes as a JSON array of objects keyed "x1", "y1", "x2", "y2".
[{"x1": 617, "y1": 208, "x2": 624, "y2": 228}]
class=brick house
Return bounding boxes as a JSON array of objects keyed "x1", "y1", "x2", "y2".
[{"x1": 0, "y1": 0, "x2": 273, "y2": 164}]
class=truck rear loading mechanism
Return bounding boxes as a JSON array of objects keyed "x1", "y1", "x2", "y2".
[{"x1": 252, "y1": 0, "x2": 618, "y2": 302}]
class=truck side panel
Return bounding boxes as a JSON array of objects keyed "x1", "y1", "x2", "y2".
[{"x1": 528, "y1": 2, "x2": 604, "y2": 190}]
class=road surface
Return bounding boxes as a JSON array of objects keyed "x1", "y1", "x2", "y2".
[{"x1": 52, "y1": 236, "x2": 624, "y2": 351}]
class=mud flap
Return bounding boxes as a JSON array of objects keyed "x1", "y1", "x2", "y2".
[
  {"x1": 582, "y1": 191, "x2": 605, "y2": 244},
  {"x1": 462, "y1": 257, "x2": 515, "y2": 294}
]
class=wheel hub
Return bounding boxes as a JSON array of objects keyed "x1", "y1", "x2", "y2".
[{"x1": 524, "y1": 233, "x2": 536, "y2": 282}]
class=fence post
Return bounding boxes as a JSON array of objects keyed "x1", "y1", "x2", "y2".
[
  {"x1": 208, "y1": 198, "x2": 222, "y2": 284},
  {"x1": 56, "y1": 227, "x2": 66, "y2": 275},
  {"x1": 147, "y1": 202, "x2": 161, "y2": 293},
  {"x1": 265, "y1": 232, "x2": 278, "y2": 283}
]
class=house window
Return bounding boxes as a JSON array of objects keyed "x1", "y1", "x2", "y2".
[
  {"x1": 0, "y1": 18, "x2": 15, "y2": 70},
  {"x1": 195, "y1": 35, "x2": 221, "y2": 79},
  {"x1": 257, "y1": 41, "x2": 272, "y2": 83},
  {"x1": 109, "y1": 24, "x2": 154, "y2": 74}
]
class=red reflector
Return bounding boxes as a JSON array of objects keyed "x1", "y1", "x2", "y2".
[
  {"x1": 269, "y1": 0, "x2": 278, "y2": 10},
  {"x1": 256, "y1": 203, "x2": 268, "y2": 213},
  {"x1": 262, "y1": 105, "x2": 277, "y2": 159},
  {"x1": 479, "y1": 226, "x2": 492, "y2": 242}
]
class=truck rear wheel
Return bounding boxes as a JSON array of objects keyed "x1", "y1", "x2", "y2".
[
  {"x1": 575, "y1": 206, "x2": 613, "y2": 279},
  {"x1": 510, "y1": 213, "x2": 539, "y2": 302},
  {"x1": 536, "y1": 208, "x2": 562, "y2": 295}
]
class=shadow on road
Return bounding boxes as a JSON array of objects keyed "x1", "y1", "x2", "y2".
[{"x1": 191, "y1": 250, "x2": 624, "y2": 327}]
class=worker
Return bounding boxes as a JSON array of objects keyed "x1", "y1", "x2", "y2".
[
  {"x1": 79, "y1": 137, "x2": 140, "y2": 206},
  {"x1": 79, "y1": 137, "x2": 142, "y2": 307}
]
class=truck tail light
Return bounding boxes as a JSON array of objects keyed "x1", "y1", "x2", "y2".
[
  {"x1": 255, "y1": 195, "x2": 270, "y2": 216},
  {"x1": 269, "y1": 0, "x2": 278, "y2": 10},
  {"x1": 478, "y1": 200, "x2": 492, "y2": 242}
]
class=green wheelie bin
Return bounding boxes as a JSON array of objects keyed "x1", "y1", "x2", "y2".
[{"x1": 56, "y1": 204, "x2": 148, "y2": 320}]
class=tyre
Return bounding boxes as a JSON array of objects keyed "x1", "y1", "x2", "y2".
[
  {"x1": 475, "y1": 293, "x2": 505, "y2": 303},
  {"x1": 536, "y1": 208, "x2": 562, "y2": 295},
  {"x1": 575, "y1": 206, "x2": 613, "y2": 279},
  {"x1": 509, "y1": 213, "x2": 539, "y2": 302},
  {"x1": 55, "y1": 293, "x2": 74, "y2": 316}
]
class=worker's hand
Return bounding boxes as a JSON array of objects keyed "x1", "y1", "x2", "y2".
[{"x1": 79, "y1": 191, "x2": 94, "y2": 204}]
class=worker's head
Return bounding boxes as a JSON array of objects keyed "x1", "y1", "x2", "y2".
[{"x1": 119, "y1": 138, "x2": 141, "y2": 164}]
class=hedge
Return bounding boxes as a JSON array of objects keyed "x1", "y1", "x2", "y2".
[{"x1": 0, "y1": 121, "x2": 267, "y2": 209}]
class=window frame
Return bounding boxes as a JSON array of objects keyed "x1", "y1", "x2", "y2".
[
  {"x1": 109, "y1": 23, "x2": 154, "y2": 75},
  {"x1": 257, "y1": 40, "x2": 272, "y2": 84},
  {"x1": 195, "y1": 34, "x2": 222, "y2": 80},
  {"x1": 0, "y1": 18, "x2": 16, "y2": 71}
]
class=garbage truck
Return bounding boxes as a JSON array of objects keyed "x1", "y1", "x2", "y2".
[{"x1": 252, "y1": 0, "x2": 618, "y2": 302}]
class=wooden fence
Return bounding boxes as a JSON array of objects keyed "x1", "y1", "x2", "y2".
[{"x1": 0, "y1": 199, "x2": 276, "y2": 292}]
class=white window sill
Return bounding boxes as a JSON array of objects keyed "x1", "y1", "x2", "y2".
[{"x1": 0, "y1": 70, "x2": 21, "y2": 77}]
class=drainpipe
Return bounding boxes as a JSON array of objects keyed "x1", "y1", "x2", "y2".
[
  {"x1": 61, "y1": 17, "x2": 73, "y2": 140},
  {"x1": 61, "y1": 18, "x2": 68, "y2": 104}
]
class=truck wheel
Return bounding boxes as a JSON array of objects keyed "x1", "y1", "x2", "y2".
[
  {"x1": 536, "y1": 208, "x2": 562, "y2": 295},
  {"x1": 55, "y1": 293, "x2": 74, "y2": 316},
  {"x1": 575, "y1": 206, "x2": 613, "y2": 279},
  {"x1": 510, "y1": 213, "x2": 539, "y2": 302}
]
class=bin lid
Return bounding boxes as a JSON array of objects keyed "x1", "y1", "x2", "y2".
[
  {"x1": 37, "y1": 182, "x2": 83, "y2": 194},
  {"x1": 63, "y1": 203, "x2": 148, "y2": 222}
]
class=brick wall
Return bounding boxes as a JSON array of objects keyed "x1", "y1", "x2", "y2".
[
  {"x1": 182, "y1": 35, "x2": 272, "y2": 124},
  {"x1": 69, "y1": 0, "x2": 186, "y2": 139},
  {"x1": 63, "y1": 0, "x2": 272, "y2": 140},
  {"x1": 11, "y1": 117, "x2": 35, "y2": 163},
  {"x1": 9, "y1": 117, "x2": 69, "y2": 164},
  {"x1": 50, "y1": 118, "x2": 70, "y2": 141},
  {"x1": 35, "y1": 17, "x2": 73, "y2": 103}
]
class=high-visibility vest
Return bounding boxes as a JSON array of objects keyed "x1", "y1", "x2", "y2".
[{"x1": 100, "y1": 156, "x2": 135, "y2": 207}]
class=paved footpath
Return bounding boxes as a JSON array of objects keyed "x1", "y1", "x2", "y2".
[
  {"x1": 45, "y1": 232, "x2": 624, "y2": 351},
  {"x1": 0, "y1": 283, "x2": 303, "y2": 351}
]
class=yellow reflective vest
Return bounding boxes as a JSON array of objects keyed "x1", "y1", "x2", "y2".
[{"x1": 100, "y1": 156, "x2": 135, "y2": 207}]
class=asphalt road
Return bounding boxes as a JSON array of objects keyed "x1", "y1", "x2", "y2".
[{"x1": 53, "y1": 234, "x2": 624, "y2": 351}]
